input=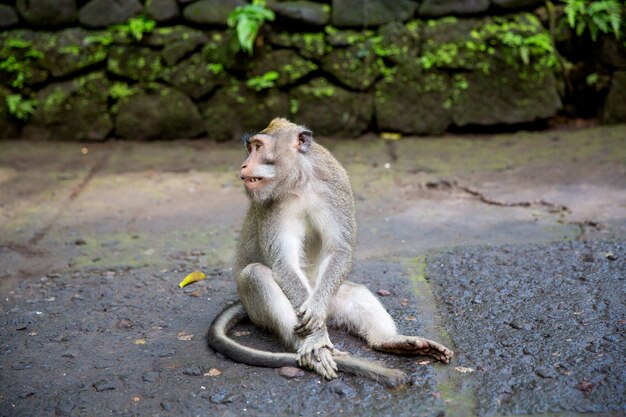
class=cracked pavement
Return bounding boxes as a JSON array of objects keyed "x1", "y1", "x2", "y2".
[{"x1": 1, "y1": 125, "x2": 625, "y2": 416}]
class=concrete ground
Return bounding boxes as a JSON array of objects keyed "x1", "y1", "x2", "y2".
[{"x1": 0, "y1": 125, "x2": 624, "y2": 416}]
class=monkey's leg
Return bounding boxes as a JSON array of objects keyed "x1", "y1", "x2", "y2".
[
  {"x1": 328, "y1": 281, "x2": 453, "y2": 364},
  {"x1": 237, "y1": 263, "x2": 338, "y2": 378},
  {"x1": 237, "y1": 263, "x2": 300, "y2": 348}
]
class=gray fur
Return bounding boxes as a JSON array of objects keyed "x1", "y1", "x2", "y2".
[{"x1": 208, "y1": 118, "x2": 452, "y2": 386}]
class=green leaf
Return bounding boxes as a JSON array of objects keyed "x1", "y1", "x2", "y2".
[
  {"x1": 227, "y1": 2, "x2": 274, "y2": 56},
  {"x1": 13, "y1": 72, "x2": 25, "y2": 88},
  {"x1": 6, "y1": 94, "x2": 37, "y2": 120},
  {"x1": 519, "y1": 46, "x2": 530, "y2": 65},
  {"x1": 246, "y1": 71, "x2": 279, "y2": 91},
  {"x1": 589, "y1": 24, "x2": 599, "y2": 41},
  {"x1": 585, "y1": 72, "x2": 599, "y2": 86},
  {"x1": 6, "y1": 38, "x2": 32, "y2": 49}
]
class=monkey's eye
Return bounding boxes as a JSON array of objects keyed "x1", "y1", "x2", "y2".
[{"x1": 255, "y1": 143, "x2": 261, "y2": 151}]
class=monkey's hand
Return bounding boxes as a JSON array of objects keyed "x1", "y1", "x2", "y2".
[
  {"x1": 297, "y1": 331, "x2": 338, "y2": 380},
  {"x1": 294, "y1": 299, "x2": 327, "y2": 337}
]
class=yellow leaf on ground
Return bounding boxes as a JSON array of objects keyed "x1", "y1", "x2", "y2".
[
  {"x1": 177, "y1": 332, "x2": 194, "y2": 341},
  {"x1": 204, "y1": 368, "x2": 221, "y2": 377},
  {"x1": 179, "y1": 271, "x2": 206, "y2": 288},
  {"x1": 134, "y1": 339, "x2": 146, "y2": 345},
  {"x1": 381, "y1": 132, "x2": 402, "y2": 141}
]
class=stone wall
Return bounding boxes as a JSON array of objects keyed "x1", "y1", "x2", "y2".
[{"x1": 1, "y1": 0, "x2": 624, "y2": 140}]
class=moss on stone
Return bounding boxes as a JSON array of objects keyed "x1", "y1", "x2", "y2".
[
  {"x1": 201, "y1": 31, "x2": 240, "y2": 69},
  {"x1": 43, "y1": 87, "x2": 67, "y2": 114},
  {"x1": 290, "y1": 78, "x2": 372, "y2": 136},
  {"x1": 419, "y1": 13, "x2": 557, "y2": 80},
  {"x1": 107, "y1": 46, "x2": 163, "y2": 81},
  {"x1": 249, "y1": 50, "x2": 317, "y2": 88},
  {"x1": 31, "y1": 28, "x2": 108, "y2": 78},
  {"x1": 199, "y1": 79, "x2": 290, "y2": 141},
  {"x1": 0, "y1": 31, "x2": 47, "y2": 88},
  {"x1": 320, "y1": 40, "x2": 385, "y2": 91},
  {"x1": 267, "y1": 31, "x2": 328, "y2": 60},
  {"x1": 299, "y1": 83, "x2": 336, "y2": 98},
  {"x1": 31, "y1": 72, "x2": 112, "y2": 140}
]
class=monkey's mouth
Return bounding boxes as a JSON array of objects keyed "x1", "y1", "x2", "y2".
[
  {"x1": 242, "y1": 176, "x2": 267, "y2": 190},
  {"x1": 243, "y1": 176, "x2": 263, "y2": 183}
]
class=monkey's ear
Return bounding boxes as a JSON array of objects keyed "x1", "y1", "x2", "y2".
[{"x1": 297, "y1": 130, "x2": 313, "y2": 154}]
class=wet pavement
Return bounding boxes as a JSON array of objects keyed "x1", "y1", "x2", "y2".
[
  {"x1": 1, "y1": 125, "x2": 625, "y2": 416},
  {"x1": 429, "y1": 240, "x2": 624, "y2": 416}
]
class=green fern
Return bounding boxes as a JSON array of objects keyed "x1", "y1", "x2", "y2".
[
  {"x1": 562, "y1": 0, "x2": 623, "y2": 41},
  {"x1": 246, "y1": 71, "x2": 279, "y2": 91},
  {"x1": 113, "y1": 15, "x2": 156, "y2": 41},
  {"x1": 227, "y1": 0, "x2": 275, "y2": 56},
  {"x1": 6, "y1": 94, "x2": 37, "y2": 121}
]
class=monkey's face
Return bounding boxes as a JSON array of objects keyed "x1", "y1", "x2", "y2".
[
  {"x1": 240, "y1": 119, "x2": 313, "y2": 203},
  {"x1": 240, "y1": 134, "x2": 280, "y2": 202}
]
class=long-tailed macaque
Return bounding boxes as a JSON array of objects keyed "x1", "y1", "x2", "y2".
[{"x1": 208, "y1": 118, "x2": 453, "y2": 387}]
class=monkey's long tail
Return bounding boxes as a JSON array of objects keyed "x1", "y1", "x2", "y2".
[{"x1": 207, "y1": 302, "x2": 408, "y2": 388}]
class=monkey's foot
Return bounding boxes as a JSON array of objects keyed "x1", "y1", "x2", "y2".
[
  {"x1": 297, "y1": 335, "x2": 338, "y2": 380},
  {"x1": 374, "y1": 336, "x2": 454, "y2": 364},
  {"x1": 309, "y1": 347, "x2": 339, "y2": 380}
]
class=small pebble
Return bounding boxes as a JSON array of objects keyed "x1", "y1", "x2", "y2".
[
  {"x1": 535, "y1": 367, "x2": 557, "y2": 379},
  {"x1": 55, "y1": 399, "x2": 75, "y2": 416},
  {"x1": 507, "y1": 321, "x2": 522, "y2": 330},
  {"x1": 183, "y1": 365, "x2": 202, "y2": 376},
  {"x1": 577, "y1": 379, "x2": 593, "y2": 392},
  {"x1": 603, "y1": 334, "x2": 621, "y2": 343},
  {"x1": 12, "y1": 362, "x2": 33, "y2": 370},
  {"x1": 377, "y1": 289, "x2": 391, "y2": 296},
  {"x1": 209, "y1": 391, "x2": 237, "y2": 404},
  {"x1": 158, "y1": 350, "x2": 175, "y2": 358},
  {"x1": 278, "y1": 366, "x2": 305, "y2": 379},
  {"x1": 143, "y1": 371, "x2": 160, "y2": 382},
  {"x1": 92, "y1": 380, "x2": 116, "y2": 392},
  {"x1": 19, "y1": 388, "x2": 36, "y2": 399},
  {"x1": 325, "y1": 379, "x2": 355, "y2": 397},
  {"x1": 604, "y1": 252, "x2": 617, "y2": 261},
  {"x1": 93, "y1": 360, "x2": 113, "y2": 369}
]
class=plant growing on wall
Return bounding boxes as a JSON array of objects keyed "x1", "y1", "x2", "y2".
[
  {"x1": 246, "y1": 71, "x2": 279, "y2": 91},
  {"x1": 114, "y1": 15, "x2": 157, "y2": 41},
  {"x1": 0, "y1": 38, "x2": 42, "y2": 121},
  {"x1": 499, "y1": 31, "x2": 557, "y2": 67},
  {"x1": 560, "y1": 0, "x2": 623, "y2": 41},
  {"x1": 227, "y1": 0, "x2": 275, "y2": 56},
  {"x1": 6, "y1": 94, "x2": 37, "y2": 121}
]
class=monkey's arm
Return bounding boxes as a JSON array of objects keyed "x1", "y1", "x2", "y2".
[
  {"x1": 208, "y1": 302, "x2": 408, "y2": 388},
  {"x1": 295, "y1": 184, "x2": 356, "y2": 337},
  {"x1": 294, "y1": 247, "x2": 352, "y2": 337}
]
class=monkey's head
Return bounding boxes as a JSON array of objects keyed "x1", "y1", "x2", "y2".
[{"x1": 240, "y1": 118, "x2": 313, "y2": 203}]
